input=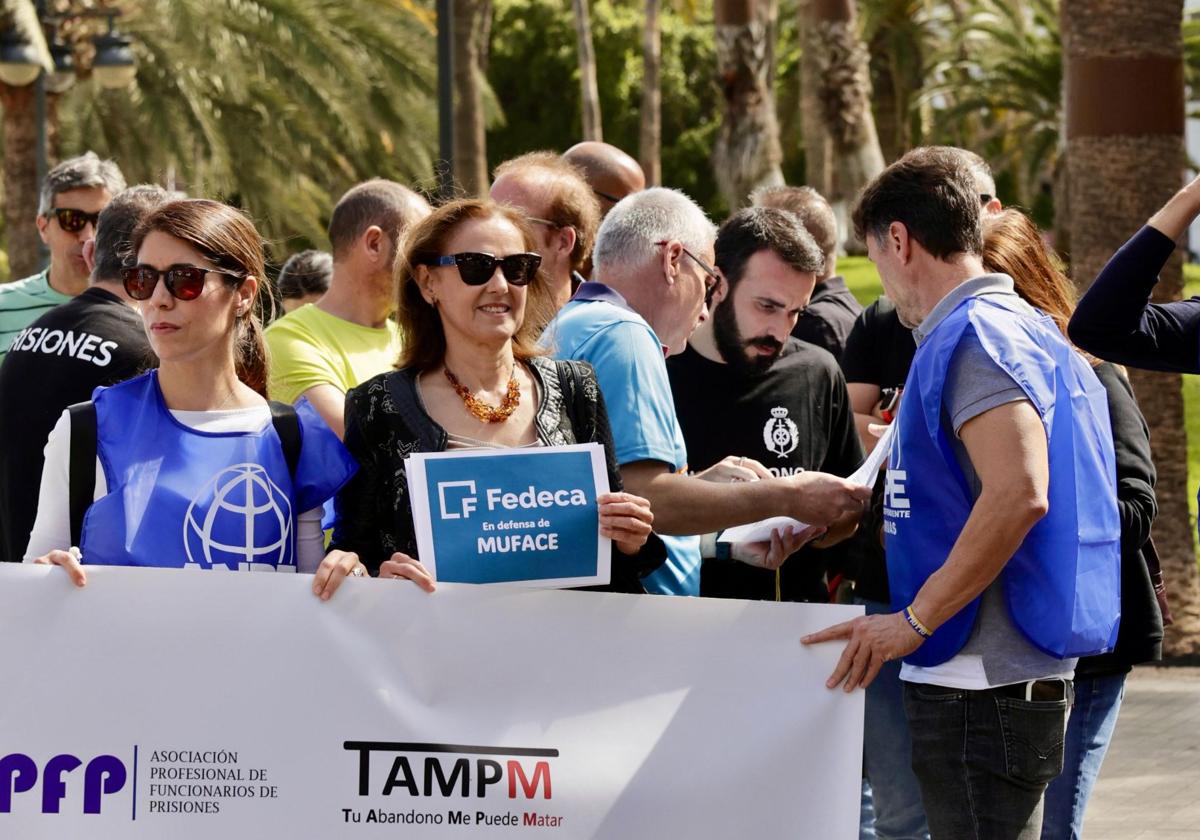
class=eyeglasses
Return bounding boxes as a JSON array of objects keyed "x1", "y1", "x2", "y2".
[
  {"x1": 655, "y1": 240, "x2": 720, "y2": 306},
  {"x1": 120, "y1": 264, "x2": 245, "y2": 301},
  {"x1": 425, "y1": 252, "x2": 542, "y2": 286},
  {"x1": 47, "y1": 207, "x2": 100, "y2": 233},
  {"x1": 527, "y1": 217, "x2": 559, "y2": 229}
]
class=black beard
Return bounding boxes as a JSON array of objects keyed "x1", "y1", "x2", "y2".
[{"x1": 712, "y1": 299, "x2": 782, "y2": 376}]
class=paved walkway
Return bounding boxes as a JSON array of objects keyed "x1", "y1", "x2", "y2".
[{"x1": 1084, "y1": 666, "x2": 1200, "y2": 839}]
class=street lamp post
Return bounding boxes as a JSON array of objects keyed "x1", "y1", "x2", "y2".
[{"x1": 0, "y1": 5, "x2": 136, "y2": 277}]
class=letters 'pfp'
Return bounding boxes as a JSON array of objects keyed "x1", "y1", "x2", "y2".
[{"x1": 0, "y1": 753, "x2": 127, "y2": 814}]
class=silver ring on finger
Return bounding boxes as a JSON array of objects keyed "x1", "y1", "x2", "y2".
[{"x1": 350, "y1": 566, "x2": 365, "y2": 577}]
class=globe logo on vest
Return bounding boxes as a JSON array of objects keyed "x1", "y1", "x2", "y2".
[
  {"x1": 763, "y1": 407, "x2": 799, "y2": 458},
  {"x1": 183, "y1": 463, "x2": 294, "y2": 571}
]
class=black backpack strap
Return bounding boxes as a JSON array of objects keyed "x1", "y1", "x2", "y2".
[
  {"x1": 67, "y1": 401, "x2": 97, "y2": 547},
  {"x1": 554, "y1": 359, "x2": 589, "y2": 431},
  {"x1": 268, "y1": 401, "x2": 302, "y2": 479}
]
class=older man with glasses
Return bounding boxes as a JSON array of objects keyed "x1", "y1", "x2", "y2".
[
  {"x1": 545, "y1": 188, "x2": 871, "y2": 597},
  {"x1": 491, "y1": 152, "x2": 602, "y2": 312},
  {"x1": 0, "y1": 152, "x2": 126, "y2": 360}
]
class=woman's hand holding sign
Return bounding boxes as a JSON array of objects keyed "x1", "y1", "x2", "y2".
[
  {"x1": 378, "y1": 552, "x2": 437, "y2": 592},
  {"x1": 598, "y1": 492, "x2": 654, "y2": 555}
]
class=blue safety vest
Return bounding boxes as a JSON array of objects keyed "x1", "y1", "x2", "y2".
[
  {"x1": 80, "y1": 371, "x2": 356, "y2": 570},
  {"x1": 884, "y1": 294, "x2": 1121, "y2": 667}
]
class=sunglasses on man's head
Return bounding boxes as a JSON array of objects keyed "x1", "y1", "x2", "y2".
[
  {"x1": 48, "y1": 207, "x2": 100, "y2": 233},
  {"x1": 120, "y1": 264, "x2": 245, "y2": 301},
  {"x1": 426, "y1": 252, "x2": 541, "y2": 286}
]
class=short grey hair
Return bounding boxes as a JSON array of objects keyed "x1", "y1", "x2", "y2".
[
  {"x1": 38, "y1": 151, "x2": 126, "y2": 216},
  {"x1": 592, "y1": 187, "x2": 716, "y2": 277}
]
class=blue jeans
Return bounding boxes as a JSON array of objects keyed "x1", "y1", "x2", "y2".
[
  {"x1": 857, "y1": 599, "x2": 930, "y2": 840},
  {"x1": 1040, "y1": 672, "x2": 1127, "y2": 840},
  {"x1": 904, "y1": 681, "x2": 1071, "y2": 840}
]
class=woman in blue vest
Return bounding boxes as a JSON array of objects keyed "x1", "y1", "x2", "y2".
[
  {"x1": 26, "y1": 199, "x2": 358, "y2": 596},
  {"x1": 985, "y1": 209, "x2": 1162, "y2": 840}
]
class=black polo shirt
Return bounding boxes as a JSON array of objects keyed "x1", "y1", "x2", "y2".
[
  {"x1": 790, "y1": 275, "x2": 863, "y2": 361},
  {"x1": 838, "y1": 297, "x2": 916, "y2": 603},
  {"x1": 0, "y1": 286, "x2": 152, "y2": 562}
]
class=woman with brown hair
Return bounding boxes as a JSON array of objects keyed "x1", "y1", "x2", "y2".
[
  {"x1": 27, "y1": 199, "x2": 359, "y2": 596},
  {"x1": 328, "y1": 198, "x2": 660, "y2": 592},
  {"x1": 983, "y1": 209, "x2": 1162, "y2": 840}
]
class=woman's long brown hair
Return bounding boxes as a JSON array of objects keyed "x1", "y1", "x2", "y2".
[
  {"x1": 131, "y1": 199, "x2": 274, "y2": 395},
  {"x1": 982, "y1": 208, "x2": 1098, "y2": 366}
]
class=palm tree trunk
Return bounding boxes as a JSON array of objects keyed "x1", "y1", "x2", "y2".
[
  {"x1": 1063, "y1": 0, "x2": 1200, "y2": 656},
  {"x1": 453, "y1": 0, "x2": 491, "y2": 195},
  {"x1": 639, "y1": 0, "x2": 661, "y2": 186},
  {"x1": 712, "y1": 0, "x2": 784, "y2": 210},
  {"x1": 798, "y1": 0, "x2": 831, "y2": 197},
  {"x1": 573, "y1": 0, "x2": 603, "y2": 142},
  {"x1": 2, "y1": 84, "x2": 41, "y2": 281},
  {"x1": 803, "y1": 0, "x2": 884, "y2": 251}
]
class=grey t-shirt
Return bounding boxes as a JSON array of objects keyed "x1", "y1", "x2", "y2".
[{"x1": 903, "y1": 280, "x2": 1076, "y2": 688}]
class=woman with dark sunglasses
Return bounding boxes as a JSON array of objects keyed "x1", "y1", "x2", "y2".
[
  {"x1": 327, "y1": 198, "x2": 661, "y2": 591},
  {"x1": 26, "y1": 199, "x2": 360, "y2": 599}
]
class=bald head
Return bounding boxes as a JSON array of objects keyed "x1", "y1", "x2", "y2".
[{"x1": 562, "y1": 141, "x2": 646, "y2": 216}]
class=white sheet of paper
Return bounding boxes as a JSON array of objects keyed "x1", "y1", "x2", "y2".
[{"x1": 718, "y1": 420, "x2": 898, "y2": 545}]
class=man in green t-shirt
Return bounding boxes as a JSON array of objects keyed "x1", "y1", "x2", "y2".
[
  {"x1": 0, "y1": 152, "x2": 126, "y2": 359},
  {"x1": 265, "y1": 179, "x2": 430, "y2": 437}
]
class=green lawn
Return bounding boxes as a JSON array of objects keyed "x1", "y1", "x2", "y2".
[{"x1": 841, "y1": 256, "x2": 1200, "y2": 548}]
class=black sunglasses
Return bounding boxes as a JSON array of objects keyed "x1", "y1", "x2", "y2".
[
  {"x1": 121, "y1": 264, "x2": 245, "y2": 301},
  {"x1": 655, "y1": 240, "x2": 720, "y2": 306},
  {"x1": 48, "y1": 207, "x2": 100, "y2": 233},
  {"x1": 426, "y1": 252, "x2": 541, "y2": 286}
]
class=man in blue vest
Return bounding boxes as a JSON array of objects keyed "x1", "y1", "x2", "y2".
[{"x1": 804, "y1": 147, "x2": 1121, "y2": 838}]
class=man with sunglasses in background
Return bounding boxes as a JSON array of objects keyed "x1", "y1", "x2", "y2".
[
  {"x1": 0, "y1": 152, "x2": 126, "y2": 361},
  {"x1": 546, "y1": 188, "x2": 871, "y2": 596},
  {"x1": 265, "y1": 179, "x2": 430, "y2": 438},
  {"x1": 490, "y1": 152, "x2": 601, "y2": 311},
  {"x1": 668, "y1": 207, "x2": 864, "y2": 602},
  {"x1": 0, "y1": 185, "x2": 177, "y2": 564}
]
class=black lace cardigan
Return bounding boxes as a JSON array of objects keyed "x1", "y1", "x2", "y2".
[{"x1": 331, "y1": 356, "x2": 664, "y2": 593}]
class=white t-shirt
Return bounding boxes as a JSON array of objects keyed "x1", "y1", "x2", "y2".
[{"x1": 24, "y1": 406, "x2": 326, "y2": 572}]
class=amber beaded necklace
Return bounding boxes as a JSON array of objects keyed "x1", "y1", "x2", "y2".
[{"x1": 444, "y1": 366, "x2": 521, "y2": 423}]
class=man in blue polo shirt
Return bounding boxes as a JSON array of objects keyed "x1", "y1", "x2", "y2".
[{"x1": 547, "y1": 188, "x2": 872, "y2": 596}]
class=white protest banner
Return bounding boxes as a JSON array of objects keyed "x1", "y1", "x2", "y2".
[
  {"x1": 0, "y1": 564, "x2": 864, "y2": 838},
  {"x1": 719, "y1": 421, "x2": 898, "y2": 546},
  {"x1": 406, "y1": 443, "x2": 612, "y2": 587}
]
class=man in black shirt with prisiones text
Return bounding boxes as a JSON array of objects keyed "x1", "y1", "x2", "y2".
[
  {"x1": 668, "y1": 207, "x2": 864, "y2": 603},
  {"x1": 0, "y1": 185, "x2": 176, "y2": 563}
]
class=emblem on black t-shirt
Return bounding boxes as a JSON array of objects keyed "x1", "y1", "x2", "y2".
[{"x1": 763, "y1": 407, "x2": 799, "y2": 458}]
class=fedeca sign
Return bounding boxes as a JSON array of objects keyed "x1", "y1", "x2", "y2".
[{"x1": 406, "y1": 444, "x2": 611, "y2": 588}]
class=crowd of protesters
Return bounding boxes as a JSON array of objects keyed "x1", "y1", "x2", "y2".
[{"x1": 0, "y1": 140, "x2": 1187, "y2": 840}]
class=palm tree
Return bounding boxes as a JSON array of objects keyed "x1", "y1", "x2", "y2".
[
  {"x1": 923, "y1": 0, "x2": 1061, "y2": 208},
  {"x1": 1062, "y1": 0, "x2": 1200, "y2": 655},
  {"x1": 640, "y1": 0, "x2": 662, "y2": 186},
  {"x1": 712, "y1": 0, "x2": 784, "y2": 209},
  {"x1": 54, "y1": 0, "x2": 436, "y2": 257},
  {"x1": 800, "y1": 0, "x2": 884, "y2": 248},
  {"x1": 573, "y1": 0, "x2": 603, "y2": 141},
  {"x1": 453, "y1": 0, "x2": 492, "y2": 195}
]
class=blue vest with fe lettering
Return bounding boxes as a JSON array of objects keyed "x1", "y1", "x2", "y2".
[
  {"x1": 884, "y1": 295, "x2": 1121, "y2": 667},
  {"x1": 80, "y1": 371, "x2": 356, "y2": 570}
]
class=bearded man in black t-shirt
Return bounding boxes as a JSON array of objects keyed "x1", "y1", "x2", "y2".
[
  {"x1": 0, "y1": 185, "x2": 176, "y2": 563},
  {"x1": 667, "y1": 207, "x2": 865, "y2": 603}
]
